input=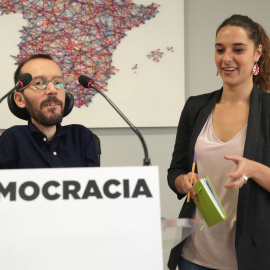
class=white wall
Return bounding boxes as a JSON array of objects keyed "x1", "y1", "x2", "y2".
[
  {"x1": 91, "y1": 1, "x2": 270, "y2": 268},
  {"x1": 92, "y1": 0, "x2": 270, "y2": 230}
]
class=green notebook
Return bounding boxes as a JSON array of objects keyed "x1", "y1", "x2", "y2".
[{"x1": 193, "y1": 176, "x2": 227, "y2": 227}]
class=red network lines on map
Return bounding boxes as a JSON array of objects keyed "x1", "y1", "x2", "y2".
[
  {"x1": 0, "y1": 0, "x2": 159, "y2": 107},
  {"x1": 147, "y1": 48, "x2": 164, "y2": 62}
]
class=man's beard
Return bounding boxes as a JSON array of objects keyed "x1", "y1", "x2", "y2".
[{"x1": 24, "y1": 95, "x2": 64, "y2": 127}]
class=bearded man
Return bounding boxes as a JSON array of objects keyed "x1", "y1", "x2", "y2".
[{"x1": 0, "y1": 54, "x2": 99, "y2": 168}]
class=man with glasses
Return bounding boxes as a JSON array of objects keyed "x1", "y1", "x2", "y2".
[{"x1": 0, "y1": 54, "x2": 99, "y2": 169}]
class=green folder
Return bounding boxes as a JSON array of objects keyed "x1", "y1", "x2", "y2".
[{"x1": 193, "y1": 176, "x2": 227, "y2": 227}]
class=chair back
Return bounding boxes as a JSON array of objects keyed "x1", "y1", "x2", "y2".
[{"x1": 94, "y1": 133, "x2": 101, "y2": 165}]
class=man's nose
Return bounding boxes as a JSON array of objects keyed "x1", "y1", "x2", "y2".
[{"x1": 45, "y1": 81, "x2": 57, "y2": 94}]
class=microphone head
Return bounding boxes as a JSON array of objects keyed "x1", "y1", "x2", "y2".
[
  {"x1": 16, "y1": 73, "x2": 32, "y2": 89},
  {"x1": 78, "y1": 75, "x2": 93, "y2": 88}
]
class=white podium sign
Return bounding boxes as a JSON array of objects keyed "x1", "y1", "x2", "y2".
[{"x1": 0, "y1": 166, "x2": 162, "y2": 270}]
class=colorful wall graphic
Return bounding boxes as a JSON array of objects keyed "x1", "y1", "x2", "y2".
[{"x1": 0, "y1": 0, "x2": 184, "y2": 128}]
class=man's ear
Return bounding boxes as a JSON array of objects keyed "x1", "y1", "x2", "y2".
[{"x1": 14, "y1": 92, "x2": 26, "y2": 108}]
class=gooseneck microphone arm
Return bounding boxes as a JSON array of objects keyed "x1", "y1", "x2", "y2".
[
  {"x1": 78, "y1": 75, "x2": 151, "y2": 166},
  {"x1": 95, "y1": 86, "x2": 151, "y2": 166}
]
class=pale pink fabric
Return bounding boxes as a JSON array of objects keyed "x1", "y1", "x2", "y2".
[{"x1": 181, "y1": 111, "x2": 247, "y2": 270}]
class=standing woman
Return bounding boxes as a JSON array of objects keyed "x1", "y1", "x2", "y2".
[{"x1": 167, "y1": 15, "x2": 270, "y2": 270}]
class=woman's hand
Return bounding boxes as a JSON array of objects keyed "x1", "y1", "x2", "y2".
[
  {"x1": 175, "y1": 173, "x2": 200, "y2": 201},
  {"x1": 225, "y1": 154, "x2": 270, "y2": 192},
  {"x1": 224, "y1": 155, "x2": 253, "y2": 189}
]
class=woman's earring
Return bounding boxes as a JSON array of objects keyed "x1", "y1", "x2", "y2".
[
  {"x1": 216, "y1": 70, "x2": 218, "y2": 76},
  {"x1": 253, "y1": 61, "x2": 259, "y2": 75}
]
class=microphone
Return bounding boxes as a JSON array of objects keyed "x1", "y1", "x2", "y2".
[
  {"x1": 78, "y1": 75, "x2": 151, "y2": 166},
  {"x1": 0, "y1": 73, "x2": 32, "y2": 103}
]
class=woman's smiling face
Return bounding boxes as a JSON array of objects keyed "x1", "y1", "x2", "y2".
[{"x1": 215, "y1": 26, "x2": 262, "y2": 89}]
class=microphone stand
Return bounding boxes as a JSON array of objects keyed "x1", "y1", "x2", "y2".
[
  {"x1": 0, "y1": 73, "x2": 32, "y2": 103},
  {"x1": 95, "y1": 88, "x2": 151, "y2": 166},
  {"x1": 0, "y1": 86, "x2": 19, "y2": 103}
]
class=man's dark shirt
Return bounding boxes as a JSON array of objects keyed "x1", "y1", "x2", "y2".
[{"x1": 0, "y1": 121, "x2": 99, "y2": 169}]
